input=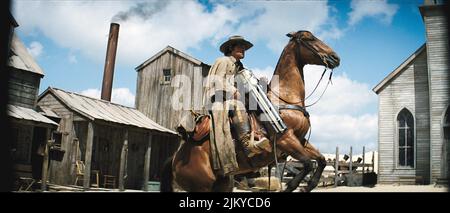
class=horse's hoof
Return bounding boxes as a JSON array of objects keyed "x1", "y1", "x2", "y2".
[{"x1": 298, "y1": 186, "x2": 310, "y2": 193}]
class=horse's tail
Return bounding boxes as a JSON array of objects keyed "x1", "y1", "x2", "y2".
[{"x1": 160, "y1": 156, "x2": 174, "y2": 192}]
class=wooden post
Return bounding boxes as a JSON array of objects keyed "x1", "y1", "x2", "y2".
[
  {"x1": 349, "y1": 146, "x2": 353, "y2": 186},
  {"x1": 334, "y1": 146, "x2": 339, "y2": 187},
  {"x1": 83, "y1": 122, "x2": 94, "y2": 189},
  {"x1": 143, "y1": 133, "x2": 152, "y2": 191},
  {"x1": 372, "y1": 151, "x2": 375, "y2": 173},
  {"x1": 41, "y1": 128, "x2": 51, "y2": 191},
  {"x1": 268, "y1": 165, "x2": 271, "y2": 191},
  {"x1": 119, "y1": 129, "x2": 128, "y2": 191},
  {"x1": 362, "y1": 146, "x2": 365, "y2": 185}
]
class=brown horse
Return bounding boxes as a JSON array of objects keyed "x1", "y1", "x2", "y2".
[{"x1": 160, "y1": 30, "x2": 340, "y2": 192}]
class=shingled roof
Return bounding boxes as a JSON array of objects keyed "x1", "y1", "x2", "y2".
[
  {"x1": 38, "y1": 87, "x2": 178, "y2": 136},
  {"x1": 8, "y1": 32, "x2": 44, "y2": 76},
  {"x1": 135, "y1": 45, "x2": 206, "y2": 71},
  {"x1": 8, "y1": 104, "x2": 58, "y2": 127}
]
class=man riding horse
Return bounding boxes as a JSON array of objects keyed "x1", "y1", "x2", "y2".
[
  {"x1": 162, "y1": 30, "x2": 340, "y2": 192},
  {"x1": 204, "y1": 35, "x2": 287, "y2": 175}
]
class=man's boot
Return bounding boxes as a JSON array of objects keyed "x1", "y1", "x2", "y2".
[
  {"x1": 240, "y1": 131, "x2": 271, "y2": 157},
  {"x1": 230, "y1": 106, "x2": 271, "y2": 157}
]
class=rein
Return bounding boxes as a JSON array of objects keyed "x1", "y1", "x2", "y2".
[{"x1": 305, "y1": 71, "x2": 333, "y2": 107}]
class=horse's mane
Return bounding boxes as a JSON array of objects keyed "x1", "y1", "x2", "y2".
[{"x1": 269, "y1": 40, "x2": 299, "y2": 85}]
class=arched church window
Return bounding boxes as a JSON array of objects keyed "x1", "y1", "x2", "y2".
[{"x1": 397, "y1": 108, "x2": 414, "y2": 167}]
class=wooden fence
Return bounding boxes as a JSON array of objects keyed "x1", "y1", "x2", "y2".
[
  {"x1": 329, "y1": 146, "x2": 375, "y2": 187},
  {"x1": 273, "y1": 146, "x2": 376, "y2": 188}
]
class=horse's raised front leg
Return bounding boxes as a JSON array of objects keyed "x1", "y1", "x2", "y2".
[
  {"x1": 298, "y1": 140, "x2": 326, "y2": 192},
  {"x1": 276, "y1": 129, "x2": 314, "y2": 192},
  {"x1": 284, "y1": 159, "x2": 313, "y2": 192}
]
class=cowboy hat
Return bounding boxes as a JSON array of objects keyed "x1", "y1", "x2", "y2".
[{"x1": 219, "y1": 35, "x2": 253, "y2": 53}]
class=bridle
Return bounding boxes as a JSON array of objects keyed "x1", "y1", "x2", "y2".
[
  {"x1": 269, "y1": 33, "x2": 334, "y2": 107},
  {"x1": 295, "y1": 34, "x2": 331, "y2": 68}
]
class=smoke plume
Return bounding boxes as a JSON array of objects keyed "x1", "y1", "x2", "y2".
[{"x1": 111, "y1": 1, "x2": 169, "y2": 22}]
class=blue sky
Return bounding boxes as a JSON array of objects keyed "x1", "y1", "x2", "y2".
[{"x1": 12, "y1": 0, "x2": 427, "y2": 154}]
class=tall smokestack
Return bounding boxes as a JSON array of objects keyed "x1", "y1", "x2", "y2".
[{"x1": 101, "y1": 23, "x2": 120, "y2": 101}]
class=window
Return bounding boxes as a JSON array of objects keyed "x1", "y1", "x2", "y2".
[
  {"x1": 163, "y1": 69, "x2": 171, "y2": 83},
  {"x1": 397, "y1": 108, "x2": 414, "y2": 168},
  {"x1": 52, "y1": 131, "x2": 62, "y2": 147}
]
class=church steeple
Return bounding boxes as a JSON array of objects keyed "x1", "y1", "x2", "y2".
[{"x1": 420, "y1": 0, "x2": 450, "y2": 184}]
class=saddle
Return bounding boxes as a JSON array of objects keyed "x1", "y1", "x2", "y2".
[
  {"x1": 192, "y1": 115, "x2": 211, "y2": 142},
  {"x1": 179, "y1": 112, "x2": 269, "y2": 155},
  {"x1": 176, "y1": 110, "x2": 212, "y2": 145}
]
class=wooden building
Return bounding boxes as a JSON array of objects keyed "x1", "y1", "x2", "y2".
[
  {"x1": 7, "y1": 30, "x2": 59, "y2": 189},
  {"x1": 37, "y1": 87, "x2": 178, "y2": 190},
  {"x1": 135, "y1": 46, "x2": 210, "y2": 179},
  {"x1": 8, "y1": 33, "x2": 43, "y2": 109},
  {"x1": 373, "y1": 1, "x2": 449, "y2": 184}
]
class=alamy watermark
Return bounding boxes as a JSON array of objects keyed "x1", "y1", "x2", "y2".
[{"x1": 170, "y1": 73, "x2": 281, "y2": 115}]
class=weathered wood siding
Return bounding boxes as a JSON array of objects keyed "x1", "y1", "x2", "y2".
[
  {"x1": 9, "y1": 68, "x2": 41, "y2": 108},
  {"x1": 378, "y1": 49, "x2": 430, "y2": 184},
  {"x1": 37, "y1": 93, "x2": 78, "y2": 185},
  {"x1": 444, "y1": 108, "x2": 450, "y2": 180},
  {"x1": 38, "y1": 91, "x2": 170, "y2": 188},
  {"x1": 125, "y1": 130, "x2": 148, "y2": 189},
  {"x1": 71, "y1": 122, "x2": 150, "y2": 189},
  {"x1": 136, "y1": 49, "x2": 210, "y2": 180},
  {"x1": 136, "y1": 51, "x2": 208, "y2": 131},
  {"x1": 10, "y1": 122, "x2": 33, "y2": 164},
  {"x1": 10, "y1": 123, "x2": 49, "y2": 181},
  {"x1": 422, "y1": 6, "x2": 450, "y2": 182},
  {"x1": 413, "y1": 50, "x2": 432, "y2": 185},
  {"x1": 38, "y1": 93, "x2": 74, "y2": 118},
  {"x1": 148, "y1": 134, "x2": 180, "y2": 181},
  {"x1": 79, "y1": 124, "x2": 143, "y2": 189},
  {"x1": 10, "y1": 120, "x2": 51, "y2": 179}
]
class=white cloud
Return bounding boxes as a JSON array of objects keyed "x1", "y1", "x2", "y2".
[
  {"x1": 80, "y1": 88, "x2": 100, "y2": 99},
  {"x1": 303, "y1": 65, "x2": 377, "y2": 153},
  {"x1": 12, "y1": 0, "x2": 238, "y2": 66},
  {"x1": 13, "y1": 1, "x2": 126, "y2": 61},
  {"x1": 80, "y1": 87, "x2": 135, "y2": 107},
  {"x1": 12, "y1": 0, "x2": 343, "y2": 66},
  {"x1": 303, "y1": 65, "x2": 377, "y2": 115},
  {"x1": 111, "y1": 88, "x2": 136, "y2": 107},
  {"x1": 26, "y1": 41, "x2": 43, "y2": 58},
  {"x1": 251, "y1": 65, "x2": 377, "y2": 153},
  {"x1": 348, "y1": 0, "x2": 399, "y2": 26},
  {"x1": 233, "y1": 1, "x2": 343, "y2": 53},
  {"x1": 310, "y1": 113, "x2": 378, "y2": 153}
]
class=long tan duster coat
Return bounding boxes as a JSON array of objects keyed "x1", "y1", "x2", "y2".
[{"x1": 204, "y1": 56, "x2": 242, "y2": 175}]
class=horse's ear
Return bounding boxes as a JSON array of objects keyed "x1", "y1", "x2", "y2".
[{"x1": 286, "y1": 31, "x2": 296, "y2": 38}]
